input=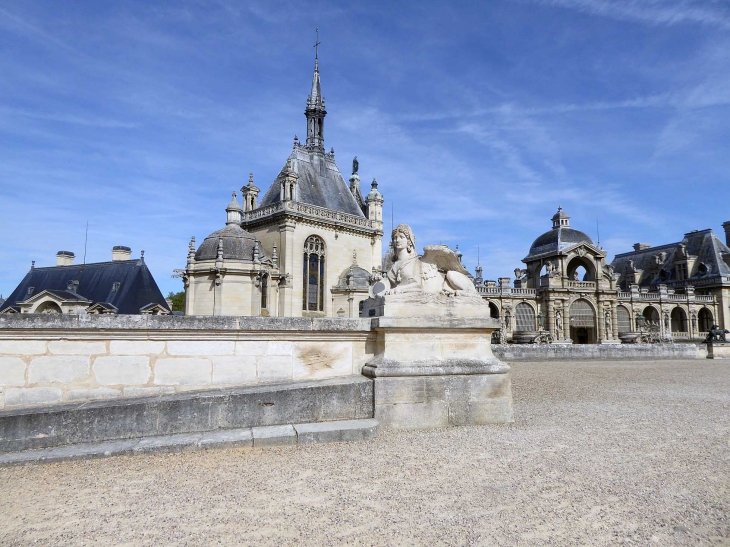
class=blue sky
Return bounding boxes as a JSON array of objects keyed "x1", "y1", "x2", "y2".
[{"x1": 1, "y1": 0, "x2": 729, "y2": 297}]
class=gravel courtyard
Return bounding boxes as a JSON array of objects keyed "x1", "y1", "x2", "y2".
[{"x1": 1, "y1": 359, "x2": 729, "y2": 546}]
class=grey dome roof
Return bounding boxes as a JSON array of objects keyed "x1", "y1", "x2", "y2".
[
  {"x1": 527, "y1": 227, "x2": 594, "y2": 258},
  {"x1": 195, "y1": 224, "x2": 267, "y2": 262}
]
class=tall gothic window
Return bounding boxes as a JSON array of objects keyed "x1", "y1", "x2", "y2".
[
  {"x1": 303, "y1": 235, "x2": 325, "y2": 312},
  {"x1": 260, "y1": 273, "x2": 268, "y2": 310}
]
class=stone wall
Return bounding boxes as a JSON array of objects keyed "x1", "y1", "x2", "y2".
[
  {"x1": 492, "y1": 343, "x2": 703, "y2": 361},
  {"x1": 0, "y1": 315, "x2": 374, "y2": 410}
]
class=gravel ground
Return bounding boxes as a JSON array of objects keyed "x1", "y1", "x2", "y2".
[{"x1": 1, "y1": 359, "x2": 729, "y2": 546}]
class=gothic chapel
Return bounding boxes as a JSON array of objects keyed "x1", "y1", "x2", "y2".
[{"x1": 183, "y1": 46, "x2": 384, "y2": 317}]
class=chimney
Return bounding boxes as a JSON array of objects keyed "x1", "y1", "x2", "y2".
[
  {"x1": 723, "y1": 221, "x2": 730, "y2": 247},
  {"x1": 56, "y1": 251, "x2": 75, "y2": 266},
  {"x1": 112, "y1": 246, "x2": 132, "y2": 261},
  {"x1": 633, "y1": 243, "x2": 651, "y2": 251}
]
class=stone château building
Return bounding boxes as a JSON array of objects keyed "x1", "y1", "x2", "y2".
[
  {"x1": 183, "y1": 48, "x2": 384, "y2": 317},
  {"x1": 474, "y1": 207, "x2": 728, "y2": 344}
]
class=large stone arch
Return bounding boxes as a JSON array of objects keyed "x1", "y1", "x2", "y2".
[
  {"x1": 514, "y1": 302, "x2": 536, "y2": 332},
  {"x1": 670, "y1": 307, "x2": 688, "y2": 333},
  {"x1": 569, "y1": 298, "x2": 597, "y2": 344},
  {"x1": 642, "y1": 305, "x2": 660, "y2": 325},
  {"x1": 616, "y1": 304, "x2": 632, "y2": 333},
  {"x1": 487, "y1": 301, "x2": 500, "y2": 319},
  {"x1": 566, "y1": 255, "x2": 596, "y2": 282},
  {"x1": 698, "y1": 307, "x2": 713, "y2": 332}
]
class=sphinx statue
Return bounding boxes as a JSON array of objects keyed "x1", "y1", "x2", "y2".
[{"x1": 380, "y1": 224, "x2": 478, "y2": 296}]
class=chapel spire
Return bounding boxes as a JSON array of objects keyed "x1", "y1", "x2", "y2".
[{"x1": 305, "y1": 29, "x2": 326, "y2": 150}]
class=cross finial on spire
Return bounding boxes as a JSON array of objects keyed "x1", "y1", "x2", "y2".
[{"x1": 314, "y1": 28, "x2": 321, "y2": 60}]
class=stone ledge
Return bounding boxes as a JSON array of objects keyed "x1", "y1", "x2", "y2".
[
  {"x1": 0, "y1": 419, "x2": 379, "y2": 466},
  {"x1": 492, "y1": 343, "x2": 701, "y2": 361},
  {"x1": 362, "y1": 357, "x2": 509, "y2": 378},
  {"x1": 0, "y1": 314, "x2": 373, "y2": 332},
  {"x1": 0, "y1": 376, "x2": 374, "y2": 452}
]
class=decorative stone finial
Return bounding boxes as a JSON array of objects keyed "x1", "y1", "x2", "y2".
[
  {"x1": 31, "y1": 260, "x2": 35, "y2": 269},
  {"x1": 352, "y1": 250, "x2": 357, "y2": 265},
  {"x1": 272, "y1": 243, "x2": 278, "y2": 263},
  {"x1": 253, "y1": 243, "x2": 260, "y2": 264},
  {"x1": 352, "y1": 156, "x2": 359, "y2": 175},
  {"x1": 141, "y1": 250, "x2": 145, "y2": 259},
  {"x1": 248, "y1": 173, "x2": 254, "y2": 186}
]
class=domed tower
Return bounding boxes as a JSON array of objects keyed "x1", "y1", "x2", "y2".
[
  {"x1": 184, "y1": 192, "x2": 281, "y2": 316},
  {"x1": 519, "y1": 206, "x2": 616, "y2": 345}
]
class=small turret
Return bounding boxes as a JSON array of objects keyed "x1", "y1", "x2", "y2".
[
  {"x1": 552, "y1": 206, "x2": 570, "y2": 229},
  {"x1": 241, "y1": 173, "x2": 260, "y2": 212},
  {"x1": 279, "y1": 160, "x2": 299, "y2": 201},
  {"x1": 226, "y1": 191, "x2": 243, "y2": 225},
  {"x1": 366, "y1": 178, "x2": 384, "y2": 222}
]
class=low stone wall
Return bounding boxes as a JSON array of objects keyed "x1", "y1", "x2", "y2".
[
  {"x1": 0, "y1": 376, "x2": 374, "y2": 453},
  {"x1": 492, "y1": 343, "x2": 703, "y2": 361},
  {"x1": 0, "y1": 315, "x2": 374, "y2": 410}
]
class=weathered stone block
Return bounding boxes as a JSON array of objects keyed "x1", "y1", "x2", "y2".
[
  {"x1": 109, "y1": 340, "x2": 165, "y2": 355},
  {"x1": 258, "y1": 355, "x2": 292, "y2": 383},
  {"x1": 93, "y1": 356, "x2": 151, "y2": 385},
  {"x1": 123, "y1": 387, "x2": 175, "y2": 397},
  {"x1": 5, "y1": 387, "x2": 62, "y2": 407},
  {"x1": 154, "y1": 358, "x2": 211, "y2": 385},
  {"x1": 374, "y1": 377, "x2": 427, "y2": 405},
  {"x1": 0, "y1": 357, "x2": 26, "y2": 387},
  {"x1": 198, "y1": 428, "x2": 253, "y2": 449},
  {"x1": 0, "y1": 340, "x2": 46, "y2": 355},
  {"x1": 211, "y1": 355, "x2": 257, "y2": 385},
  {"x1": 166, "y1": 341, "x2": 235, "y2": 356},
  {"x1": 293, "y1": 342, "x2": 352, "y2": 380},
  {"x1": 66, "y1": 388, "x2": 122, "y2": 402},
  {"x1": 134, "y1": 433, "x2": 202, "y2": 454},
  {"x1": 48, "y1": 341, "x2": 106, "y2": 355},
  {"x1": 252, "y1": 424, "x2": 297, "y2": 447},
  {"x1": 267, "y1": 341, "x2": 293, "y2": 355},
  {"x1": 235, "y1": 341, "x2": 268, "y2": 356},
  {"x1": 28, "y1": 355, "x2": 89, "y2": 384},
  {"x1": 294, "y1": 419, "x2": 379, "y2": 444},
  {"x1": 374, "y1": 401, "x2": 450, "y2": 430}
]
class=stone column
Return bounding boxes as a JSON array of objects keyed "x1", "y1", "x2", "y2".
[
  {"x1": 611, "y1": 302, "x2": 620, "y2": 340},
  {"x1": 278, "y1": 220, "x2": 296, "y2": 317},
  {"x1": 563, "y1": 300, "x2": 571, "y2": 341},
  {"x1": 547, "y1": 298, "x2": 555, "y2": 340},
  {"x1": 597, "y1": 299, "x2": 606, "y2": 342}
]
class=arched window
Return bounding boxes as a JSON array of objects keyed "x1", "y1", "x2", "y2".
[
  {"x1": 643, "y1": 306, "x2": 659, "y2": 325},
  {"x1": 514, "y1": 303, "x2": 535, "y2": 332},
  {"x1": 488, "y1": 302, "x2": 500, "y2": 319},
  {"x1": 303, "y1": 235, "x2": 325, "y2": 312},
  {"x1": 617, "y1": 306, "x2": 632, "y2": 333},
  {"x1": 698, "y1": 308, "x2": 713, "y2": 332}
]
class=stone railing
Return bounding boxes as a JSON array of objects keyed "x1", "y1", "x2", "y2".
[
  {"x1": 616, "y1": 292, "x2": 716, "y2": 304},
  {"x1": 243, "y1": 200, "x2": 380, "y2": 232},
  {"x1": 476, "y1": 286, "x2": 502, "y2": 295},
  {"x1": 512, "y1": 288, "x2": 537, "y2": 296},
  {"x1": 566, "y1": 281, "x2": 596, "y2": 290},
  {"x1": 695, "y1": 295, "x2": 714, "y2": 302}
]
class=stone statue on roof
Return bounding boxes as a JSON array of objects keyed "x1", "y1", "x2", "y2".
[{"x1": 352, "y1": 156, "x2": 359, "y2": 175}]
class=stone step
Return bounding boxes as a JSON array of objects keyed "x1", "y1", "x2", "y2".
[{"x1": 0, "y1": 419, "x2": 379, "y2": 466}]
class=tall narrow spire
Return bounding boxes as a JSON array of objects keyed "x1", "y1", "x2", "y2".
[{"x1": 305, "y1": 29, "x2": 326, "y2": 150}]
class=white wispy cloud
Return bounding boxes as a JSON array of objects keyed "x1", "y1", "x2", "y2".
[{"x1": 519, "y1": 0, "x2": 730, "y2": 30}]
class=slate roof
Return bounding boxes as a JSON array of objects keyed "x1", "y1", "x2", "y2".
[
  {"x1": 611, "y1": 229, "x2": 730, "y2": 288},
  {"x1": 525, "y1": 227, "x2": 594, "y2": 260},
  {"x1": 195, "y1": 224, "x2": 270, "y2": 262},
  {"x1": 258, "y1": 147, "x2": 366, "y2": 218},
  {"x1": 0, "y1": 259, "x2": 170, "y2": 315}
]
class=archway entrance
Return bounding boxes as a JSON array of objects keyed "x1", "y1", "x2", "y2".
[
  {"x1": 670, "y1": 308, "x2": 687, "y2": 334},
  {"x1": 488, "y1": 302, "x2": 500, "y2": 319},
  {"x1": 643, "y1": 306, "x2": 659, "y2": 326},
  {"x1": 569, "y1": 299, "x2": 596, "y2": 344},
  {"x1": 698, "y1": 308, "x2": 713, "y2": 333}
]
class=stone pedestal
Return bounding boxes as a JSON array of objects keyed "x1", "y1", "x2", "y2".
[
  {"x1": 361, "y1": 295, "x2": 513, "y2": 429},
  {"x1": 706, "y1": 342, "x2": 730, "y2": 359}
]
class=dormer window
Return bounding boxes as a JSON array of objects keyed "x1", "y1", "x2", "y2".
[
  {"x1": 112, "y1": 282, "x2": 121, "y2": 291},
  {"x1": 697, "y1": 263, "x2": 708, "y2": 276},
  {"x1": 27, "y1": 287, "x2": 34, "y2": 296}
]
